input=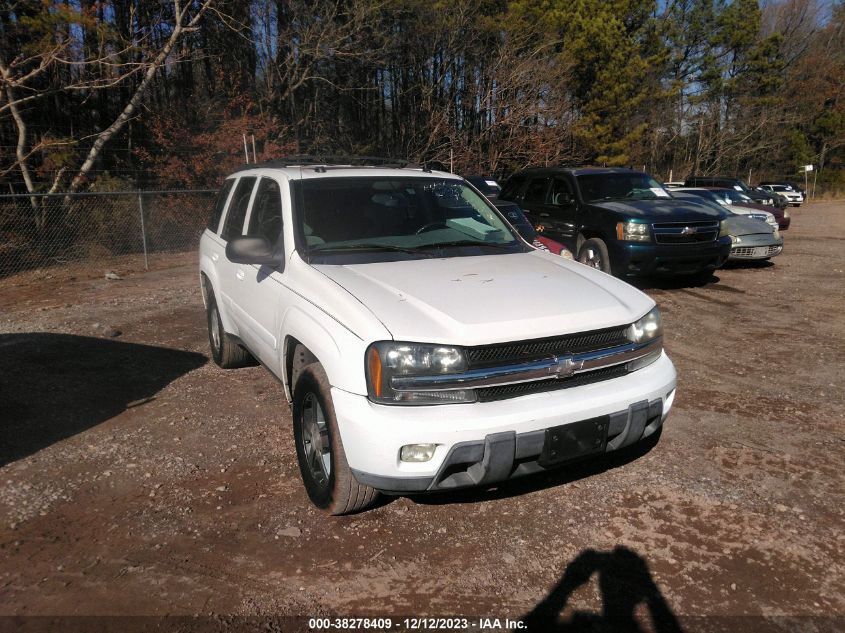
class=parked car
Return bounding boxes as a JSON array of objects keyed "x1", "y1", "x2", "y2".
[
  {"x1": 663, "y1": 181, "x2": 685, "y2": 189},
  {"x1": 670, "y1": 192, "x2": 783, "y2": 261},
  {"x1": 722, "y1": 215, "x2": 784, "y2": 261},
  {"x1": 711, "y1": 188, "x2": 791, "y2": 230},
  {"x1": 199, "y1": 159, "x2": 677, "y2": 514},
  {"x1": 500, "y1": 167, "x2": 731, "y2": 281},
  {"x1": 684, "y1": 175, "x2": 777, "y2": 207},
  {"x1": 493, "y1": 199, "x2": 573, "y2": 258},
  {"x1": 759, "y1": 184, "x2": 803, "y2": 206},
  {"x1": 466, "y1": 175, "x2": 502, "y2": 200},
  {"x1": 671, "y1": 188, "x2": 778, "y2": 229},
  {"x1": 760, "y1": 180, "x2": 806, "y2": 197}
]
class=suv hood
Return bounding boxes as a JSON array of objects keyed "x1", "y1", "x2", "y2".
[
  {"x1": 314, "y1": 252, "x2": 653, "y2": 345},
  {"x1": 590, "y1": 199, "x2": 725, "y2": 221}
]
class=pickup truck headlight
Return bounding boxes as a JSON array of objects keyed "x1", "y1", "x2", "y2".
[
  {"x1": 366, "y1": 342, "x2": 476, "y2": 405},
  {"x1": 719, "y1": 220, "x2": 730, "y2": 238},
  {"x1": 626, "y1": 307, "x2": 663, "y2": 371},
  {"x1": 616, "y1": 221, "x2": 651, "y2": 242}
]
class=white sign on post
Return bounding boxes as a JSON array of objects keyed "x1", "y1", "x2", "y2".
[{"x1": 804, "y1": 164, "x2": 814, "y2": 172}]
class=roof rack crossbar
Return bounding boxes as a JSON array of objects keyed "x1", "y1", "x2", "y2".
[{"x1": 238, "y1": 155, "x2": 423, "y2": 170}]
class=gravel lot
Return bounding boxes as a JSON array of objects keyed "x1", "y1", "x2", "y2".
[{"x1": 1, "y1": 202, "x2": 843, "y2": 632}]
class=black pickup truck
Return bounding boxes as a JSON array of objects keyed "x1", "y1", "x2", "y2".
[{"x1": 499, "y1": 167, "x2": 732, "y2": 280}]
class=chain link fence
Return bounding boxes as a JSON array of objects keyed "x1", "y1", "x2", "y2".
[{"x1": 0, "y1": 190, "x2": 215, "y2": 282}]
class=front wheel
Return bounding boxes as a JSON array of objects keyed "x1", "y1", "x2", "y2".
[
  {"x1": 292, "y1": 364, "x2": 379, "y2": 515},
  {"x1": 577, "y1": 238, "x2": 612, "y2": 274},
  {"x1": 205, "y1": 287, "x2": 253, "y2": 369}
]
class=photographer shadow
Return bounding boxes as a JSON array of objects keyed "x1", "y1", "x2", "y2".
[{"x1": 521, "y1": 546, "x2": 684, "y2": 633}]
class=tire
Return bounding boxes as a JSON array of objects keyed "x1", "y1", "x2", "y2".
[
  {"x1": 577, "y1": 237, "x2": 612, "y2": 274},
  {"x1": 205, "y1": 287, "x2": 254, "y2": 369},
  {"x1": 292, "y1": 363, "x2": 379, "y2": 515}
]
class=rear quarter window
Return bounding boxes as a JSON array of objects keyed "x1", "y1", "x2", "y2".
[
  {"x1": 208, "y1": 179, "x2": 235, "y2": 232},
  {"x1": 221, "y1": 176, "x2": 257, "y2": 241}
]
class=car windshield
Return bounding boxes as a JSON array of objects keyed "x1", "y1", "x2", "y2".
[
  {"x1": 771, "y1": 185, "x2": 789, "y2": 192},
  {"x1": 722, "y1": 190, "x2": 753, "y2": 203},
  {"x1": 295, "y1": 177, "x2": 524, "y2": 262},
  {"x1": 577, "y1": 173, "x2": 670, "y2": 202}
]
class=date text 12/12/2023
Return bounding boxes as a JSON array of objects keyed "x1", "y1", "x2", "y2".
[{"x1": 307, "y1": 617, "x2": 528, "y2": 630}]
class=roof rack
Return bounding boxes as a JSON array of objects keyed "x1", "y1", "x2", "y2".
[{"x1": 237, "y1": 155, "x2": 431, "y2": 171}]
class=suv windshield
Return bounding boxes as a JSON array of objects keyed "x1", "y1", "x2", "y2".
[
  {"x1": 294, "y1": 177, "x2": 525, "y2": 261},
  {"x1": 577, "y1": 173, "x2": 669, "y2": 202}
]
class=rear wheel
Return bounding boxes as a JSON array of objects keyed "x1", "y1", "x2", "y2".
[
  {"x1": 577, "y1": 238, "x2": 612, "y2": 274},
  {"x1": 205, "y1": 287, "x2": 253, "y2": 369},
  {"x1": 292, "y1": 364, "x2": 379, "y2": 515}
]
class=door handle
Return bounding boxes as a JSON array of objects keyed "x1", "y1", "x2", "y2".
[
  {"x1": 236, "y1": 269, "x2": 245, "y2": 281},
  {"x1": 211, "y1": 253, "x2": 219, "y2": 262}
]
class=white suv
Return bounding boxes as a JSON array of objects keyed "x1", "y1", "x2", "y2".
[{"x1": 199, "y1": 160, "x2": 677, "y2": 514}]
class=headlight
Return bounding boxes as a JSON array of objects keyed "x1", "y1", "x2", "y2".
[
  {"x1": 627, "y1": 307, "x2": 662, "y2": 344},
  {"x1": 366, "y1": 342, "x2": 476, "y2": 405},
  {"x1": 731, "y1": 235, "x2": 740, "y2": 244},
  {"x1": 616, "y1": 221, "x2": 651, "y2": 242},
  {"x1": 773, "y1": 227, "x2": 780, "y2": 239},
  {"x1": 719, "y1": 220, "x2": 730, "y2": 238},
  {"x1": 766, "y1": 216, "x2": 777, "y2": 227},
  {"x1": 559, "y1": 247, "x2": 574, "y2": 260},
  {"x1": 626, "y1": 307, "x2": 663, "y2": 371},
  {"x1": 784, "y1": 210, "x2": 790, "y2": 219}
]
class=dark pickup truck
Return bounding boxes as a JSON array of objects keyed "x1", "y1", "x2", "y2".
[{"x1": 499, "y1": 167, "x2": 732, "y2": 280}]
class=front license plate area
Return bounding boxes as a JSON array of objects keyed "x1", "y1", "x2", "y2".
[
  {"x1": 753, "y1": 246, "x2": 768, "y2": 257},
  {"x1": 537, "y1": 416, "x2": 609, "y2": 468}
]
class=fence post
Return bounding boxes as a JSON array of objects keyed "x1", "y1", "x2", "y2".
[{"x1": 138, "y1": 193, "x2": 149, "y2": 270}]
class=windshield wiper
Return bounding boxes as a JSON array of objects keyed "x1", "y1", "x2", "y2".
[
  {"x1": 309, "y1": 243, "x2": 435, "y2": 257},
  {"x1": 417, "y1": 240, "x2": 516, "y2": 250}
]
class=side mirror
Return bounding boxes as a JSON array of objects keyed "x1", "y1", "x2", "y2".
[{"x1": 226, "y1": 236, "x2": 283, "y2": 267}]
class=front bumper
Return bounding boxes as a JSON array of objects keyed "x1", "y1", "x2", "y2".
[
  {"x1": 729, "y1": 234, "x2": 784, "y2": 260},
  {"x1": 611, "y1": 238, "x2": 732, "y2": 277},
  {"x1": 333, "y1": 352, "x2": 677, "y2": 492}
]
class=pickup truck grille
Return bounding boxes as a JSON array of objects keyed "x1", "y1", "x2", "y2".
[
  {"x1": 477, "y1": 365, "x2": 628, "y2": 402},
  {"x1": 652, "y1": 221, "x2": 719, "y2": 244},
  {"x1": 465, "y1": 326, "x2": 630, "y2": 368}
]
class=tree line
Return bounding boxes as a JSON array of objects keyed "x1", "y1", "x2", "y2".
[{"x1": 1, "y1": 0, "x2": 843, "y2": 193}]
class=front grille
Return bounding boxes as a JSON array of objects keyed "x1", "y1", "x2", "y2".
[
  {"x1": 465, "y1": 326, "x2": 630, "y2": 368},
  {"x1": 652, "y1": 221, "x2": 719, "y2": 244},
  {"x1": 477, "y1": 365, "x2": 629, "y2": 402},
  {"x1": 732, "y1": 245, "x2": 781, "y2": 257}
]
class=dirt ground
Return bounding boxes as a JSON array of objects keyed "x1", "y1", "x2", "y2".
[{"x1": 1, "y1": 202, "x2": 843, "y2": 632}]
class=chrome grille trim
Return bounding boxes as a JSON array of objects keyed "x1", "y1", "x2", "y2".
[{"x1": 389, "y1": 338, "x2": 662, "y2": 392}]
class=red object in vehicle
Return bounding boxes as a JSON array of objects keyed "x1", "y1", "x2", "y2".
[{"x1": 536, "y1": 235, "x2": 572, "y2": 256}]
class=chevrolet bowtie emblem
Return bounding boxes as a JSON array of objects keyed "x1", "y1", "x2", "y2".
[
  {"x1": 552, "y1": 356, "x2": 583, "y2": 378},
  {"x1": 680, "y1": 226, "x2": 697, "y2": 235}
]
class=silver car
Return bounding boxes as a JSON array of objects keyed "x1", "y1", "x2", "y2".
[{"x1": 722, "y1": 215, "x2": 783, "y2": 261}]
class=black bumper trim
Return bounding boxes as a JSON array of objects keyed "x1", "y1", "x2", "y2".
[{"x1": 352, "y1": 399, "x2": 665, "y2": 494}]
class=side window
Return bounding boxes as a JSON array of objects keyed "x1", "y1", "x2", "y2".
[
  {"x1": 208, "y1": 179, "x2": 235, "y2": 232},
  {"x1": 549, "y1": 177, "x2": 573, "y2": 205},
  {"x1": 523, "y1": 178, "x2": 550, "y2": 204},
  {"x1": 221, "y1": 176, "x2": 257, "y2": 241},
  {"x1": 247, "y1": 178, "x2": 284, "y2": 245}
]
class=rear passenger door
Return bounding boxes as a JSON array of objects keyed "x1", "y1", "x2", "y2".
[
  {"x1": 228, "y1": 176, "x2": 290, "y2": 365},
  {"x1": 545, "y1": 176, "x2": 578, "y2": 244}
]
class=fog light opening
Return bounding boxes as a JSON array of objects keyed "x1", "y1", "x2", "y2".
[{"x1": 400, "y1": 443, "x2": 437, "y2": 462}]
